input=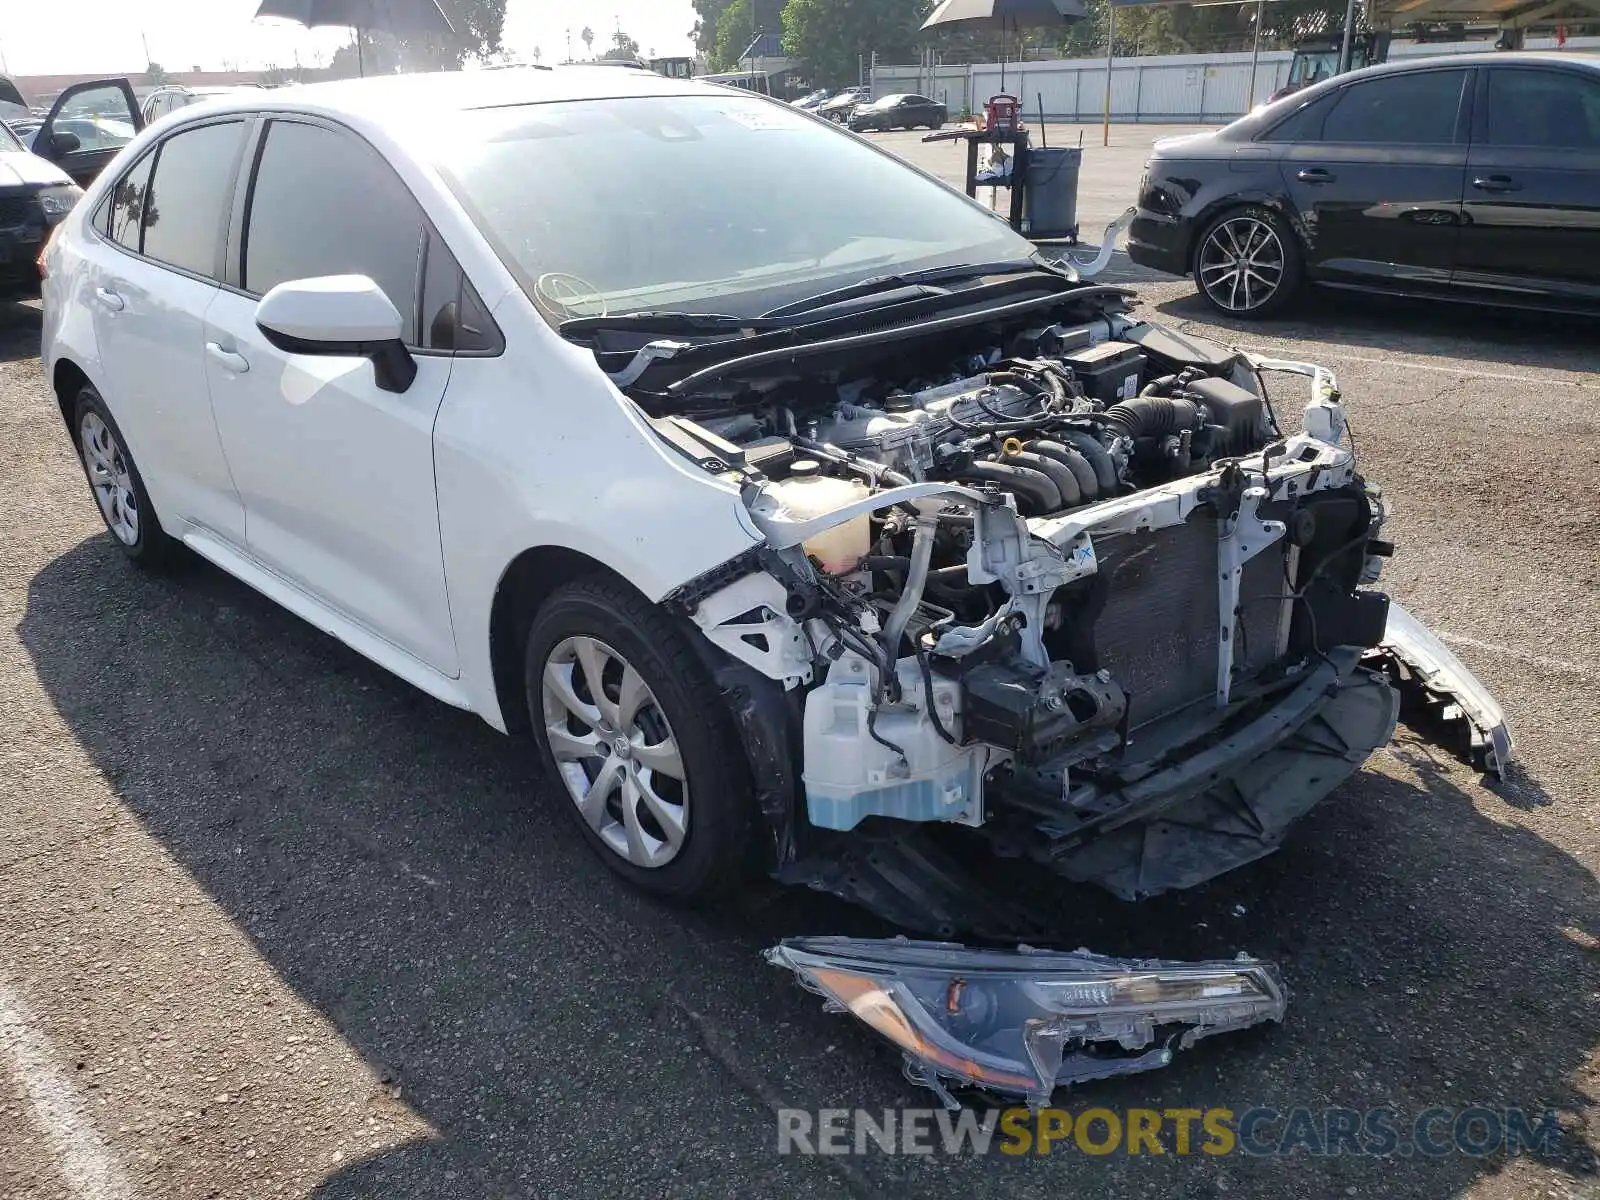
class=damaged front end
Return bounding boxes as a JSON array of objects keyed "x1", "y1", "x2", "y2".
[
  {"x1": 767, "y1": 937, "x2": 1286, "y2": 1110},
  {"x1": 620, "y1": 283, "x2": 1511, "y2": 1092}
]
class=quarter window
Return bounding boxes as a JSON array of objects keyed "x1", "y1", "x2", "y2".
[
  {"x1": 1486, "y1": 69, "x2": 1600, "y2": 149},
  {"x1": 1320, "y1": 70, "x2": 1467, "y2": 144},
  {"x1": 106, "y1": 151, "x2": 156, "y2": 251},
  {"x1": 244, "y1": 119, "x2": 423, "y2": 345}
]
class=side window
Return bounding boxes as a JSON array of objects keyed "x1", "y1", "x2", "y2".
[
  {"x1": 1320, "y1": 70, "x2": 1467, "y2": 145},
  {"x1": 141, "y1": 121, "x2": 248, "y2": 278},
  {"x1": 106, "y1": 151, "x2": 156, "y2": 251},
  {"x1": 1486, "y1": 69, "x2": 1600, "y2": 149},
  {"x1": 53, "y1": 84, "x2": 139, "y2": 154},
  {"x1": 418, "y1": 231, "x2": 500, "y2": 353},
  {"x1": 245, "y1": 120, "x2": 423, "y2": 345}
]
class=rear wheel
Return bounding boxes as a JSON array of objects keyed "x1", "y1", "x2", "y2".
[
  {"x1": 524, "y1": 577, "x2": 754, "y2": 901},
  {"x1": 1192, "y1": 205, "x2": 1302, "y2": 318},
  {"x1": 73, "y1": 385, "x2": 176, "y2": 567}
]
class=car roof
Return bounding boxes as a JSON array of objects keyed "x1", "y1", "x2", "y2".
[
  {"x1": 189, "y1": 65, "x2": 731, "y2": 127},
  {"x1": 1337, "y1": 49, "x2": 1600, "y2": 77}
]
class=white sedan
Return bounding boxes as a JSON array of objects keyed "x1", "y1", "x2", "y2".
[{"x1": 40, "y1": 66, "x2": 1508, "y2": 925}]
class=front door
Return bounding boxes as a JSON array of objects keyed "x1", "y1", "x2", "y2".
[
  {"x1": 36, "y1": 79, "x2": 143, "y2": 188},
  {"x1": 204, "y1": 116, "x2": 459, "y2": 675},
  {"x1": 1453, "y1": 65, "x2": 1600, "y2": 306},
  {"x1": 1279, "y1": 67, "x2": 1471, "y2": 292}
]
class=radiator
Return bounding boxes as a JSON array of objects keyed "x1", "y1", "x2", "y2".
[{"x1": 1089, "y1": 517, "x2": 1289, "y2": 729}]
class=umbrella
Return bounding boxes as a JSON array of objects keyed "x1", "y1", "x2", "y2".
[
  {"x1": 254, "y1": 0, "x2": 455, "y2": 76},
  {"x1": 921, "y1": 0, "x2": 1086, "y2": 91}
]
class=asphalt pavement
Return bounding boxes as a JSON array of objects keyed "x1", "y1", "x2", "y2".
[{"x1": 1, "y1": 125, "x2": 1598, "y2": 1199}]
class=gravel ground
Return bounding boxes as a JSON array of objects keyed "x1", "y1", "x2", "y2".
[{"x1": 2, "y1": 130, "x2": 1598, "y2": 1198}]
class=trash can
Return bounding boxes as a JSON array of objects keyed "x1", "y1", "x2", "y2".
[{"x1": 1021, "y1": 146, "x2": 1081, "y2": 241}]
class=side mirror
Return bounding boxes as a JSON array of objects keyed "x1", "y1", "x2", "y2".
[
  {"x1": 48, "y1": 130, "x2": 82, "y2": 156},
  {"x1": 255, "y1": 275, "x2": 416, "y2": 394}
]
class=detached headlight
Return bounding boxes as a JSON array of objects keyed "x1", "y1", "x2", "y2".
[
  {"x1": 768, "y1": 937, "x2": 1286, "y2": 1108},
  {"x1": 37, "y1": 185, "x2": 84, "y2": 224}
]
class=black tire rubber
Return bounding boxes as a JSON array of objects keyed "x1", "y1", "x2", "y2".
[
  {"x1": 523, "y1": 576, "x2": 755, "y2": 902},
  {"x1": 72, "y1": 384, "x2": 177, "y2": 568},
  {"x1": 1191, "y1": 204, "x2": 1303, "y2": 320}
]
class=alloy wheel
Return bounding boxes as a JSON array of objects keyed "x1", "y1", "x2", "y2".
[
  {"x1": 80, "y1": 411, "x2": 139, "y2": 545},
  {"x1": 541, "y1": 635, "x2": 689, "y2": 869},
  {"x1": 1197, "y1": 215, "x2": 1287, "y2": 313}
]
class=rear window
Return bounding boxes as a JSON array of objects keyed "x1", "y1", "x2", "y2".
[{"x1": 1485, "y1": 68, "x2": 1600, "y2": 149}]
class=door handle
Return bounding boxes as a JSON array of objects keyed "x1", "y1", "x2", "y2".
[
  {"x1": 205, "y1": 342, "x2": 250, "y2": 374},
  {"x1": 1472, "y1": 175, "x2": 1521, "y2": 193},
  {"x1": 1296, "y1": 168, "x2": 1337, "y2": 184},
  {"x1": 93, "y1": 287, "x2": 124, "y2": 312}
]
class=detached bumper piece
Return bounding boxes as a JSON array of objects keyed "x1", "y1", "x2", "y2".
[
  {"x1": 768, "y1": 936, "x2": 1285, "y2": 1109},
  {"x1": 1366, "y1": 601, "x2": 1514, "y2": 779}
]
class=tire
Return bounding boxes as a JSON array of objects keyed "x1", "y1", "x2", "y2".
[
  {"x1": 1191, "y1": 205, "x2": 1303, "y2": 319},
  {"x1": 523, "y1": 576, "x2": 754, "y2": 902},
  {"x1": 73, "y1": 384, "x2": 177, "y2": 567}
]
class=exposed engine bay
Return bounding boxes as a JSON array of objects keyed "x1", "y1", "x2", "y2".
[{"x1": 581, "y1": 281, "x2": 1515, "y2": 1108}]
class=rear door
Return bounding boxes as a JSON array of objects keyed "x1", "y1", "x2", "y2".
[
  {"x1": 1278, "y1": 67, "x2": 1471, "y2": 292},
  {"x1": 82, "y1": 117, "x2": 250, "y2": 543},
  {"x1": 35, "y1": 79, "x2": 143, "y2": 187},
  {"x1": 1454, "y1": 64, "x2": 1600, "y2": 305}
]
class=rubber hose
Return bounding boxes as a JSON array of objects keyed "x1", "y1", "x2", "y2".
[
  {"x1": 883, "y1": 515, "x2": 937, "y2": 661},
  {"x1": 1102, "y1": 395, "x2": 1203, "y2": 440},
  {"x1": 1057, "y1": 429, "x2": 1119, "y2": 495},
  {"x1": 1024, "y1": 440, "x2": 1097, "y2": 503},
  {"x1": 950, "y1": 461, "x2": 1062, "y2": 515},
  {"x1": 1004, "y1": 450, "x2": 1081, "y2": 509},
  {"x1": 1140, "y1": 373, "x2": 1181, "y2": 398}
]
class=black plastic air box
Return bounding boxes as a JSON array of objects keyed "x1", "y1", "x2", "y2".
[{"x1": 1061, "y1": 341, "x2": 1147, "y2": 405}]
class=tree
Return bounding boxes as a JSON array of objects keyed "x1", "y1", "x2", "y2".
[
  {"x1": 605, "y1": 29, "x2": 642, "y2": 58},
  {"x1": 142, "y1": 61, "x2": 170, "y2": 86},
  {"x1": 323, "y1": 0, "x2": 507, "y2": 74},
  {"x1": 581, "y1": 26, "x2": 595, "y2": 56},
  {"x1": 781, "y1": 0, "x2": 933, "y2": 87},
  {"x1": 691, "y1": 0, "x2": 737, "y2": 57},
  {"x1": 709, "y1": 0, "x2": 786, "y2": 70}
]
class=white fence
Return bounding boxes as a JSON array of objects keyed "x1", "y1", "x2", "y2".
[{"x1": 874, "y1": 34, "x2": 1600, "y2": 122}]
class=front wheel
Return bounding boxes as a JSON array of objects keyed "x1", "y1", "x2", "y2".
[
  {"x1": 524, "y1": 577, "x2": 754, "y2": 901},
  {"x1": 1192, "y1": 206, "x2": 1302, "y2": 319}
]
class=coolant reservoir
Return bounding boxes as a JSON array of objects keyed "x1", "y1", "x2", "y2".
[{"x1": 770, "y1": 461, "x2": 871, "y2": 574}]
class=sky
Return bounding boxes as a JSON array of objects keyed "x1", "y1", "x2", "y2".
[{"x1": 0, "y1": 0, "x2": 698, "y2": 76}]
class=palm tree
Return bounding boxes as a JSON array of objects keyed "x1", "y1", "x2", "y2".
[{"x1": 580, "y1": 26, "x2": 594, "y2": 58}]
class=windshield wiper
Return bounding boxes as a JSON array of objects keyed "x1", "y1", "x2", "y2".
[
  {"x1": 560, "y1": 311, "x2": 766, "y2": 336},
  {"x1": 758, "y1": 256, "x2": 1067, "y2": 320},
  {"x1": 561, "y1": 256, "x2": 1072, "y2": 338}
]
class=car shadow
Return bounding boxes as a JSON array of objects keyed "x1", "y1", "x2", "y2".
[
  {"x1": 1148, "y1": 287, "x2": 1598, "y2": 377},
  {"x1": 0, "y1": 300, "x2": 42, "y2": 364},
  {"x1": 17, "y1": 535, "x2": 1600, "y2": 1198}
]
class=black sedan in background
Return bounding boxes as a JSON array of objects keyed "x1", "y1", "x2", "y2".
[
  {"x1": 1129, "y1": 53, "x2": 1600, "y2": 317},
  {"x1": 848, "y1": 93, "x2": 948, "y2": 132}
]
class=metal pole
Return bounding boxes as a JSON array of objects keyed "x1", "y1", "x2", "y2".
[
  {"x1": 1102, "y1": 3, "x2": 1115, "y2": 147},
  {"x1": 1247, "y1": 0, "x2": 1264, "y2": 108},
  {"x1": 1338, "y1": 0, "x2": 1357, "y2": 72}
]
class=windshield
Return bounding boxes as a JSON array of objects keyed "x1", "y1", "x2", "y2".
[
  {"x1": 0, "y1": 121, "x2": 23, "y2": 154},
  {"x1": 437, "y1": 94, "x2": 1028, "y2": 325}
]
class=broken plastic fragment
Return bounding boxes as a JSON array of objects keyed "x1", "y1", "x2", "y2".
[
  {"x1": 766, "y1": 936, "x2": 1286, "y2": 1110},
  {"x1": 1368, "y1": 601, "x2": 1514, "y2": 778}
]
